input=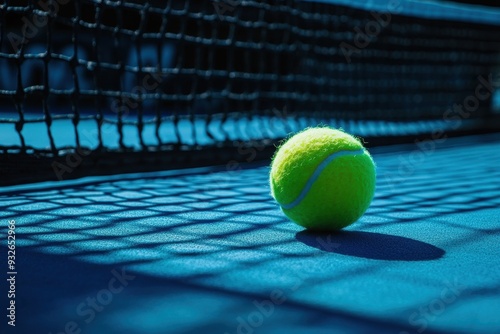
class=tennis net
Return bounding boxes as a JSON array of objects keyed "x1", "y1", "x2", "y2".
[{"x1": 0, "y1": 0, "x2": 499, "y2": 185}]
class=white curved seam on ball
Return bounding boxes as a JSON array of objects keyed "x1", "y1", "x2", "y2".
[{"x1": 280, "y1": 148, "x2": 365, "y2": 210}]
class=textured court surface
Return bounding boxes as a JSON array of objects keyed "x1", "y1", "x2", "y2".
[{"x1": 1, "y1": 133, "x2": 500, "y2": 334}]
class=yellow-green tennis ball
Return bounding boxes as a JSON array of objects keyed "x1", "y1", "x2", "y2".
[{"x1": 270, "y1": 127, "x2": 376, "y2": 231}]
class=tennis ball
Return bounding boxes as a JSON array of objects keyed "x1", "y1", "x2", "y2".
[{"x1": 270, "y1": 127, "x2": 376, "y2": 231}]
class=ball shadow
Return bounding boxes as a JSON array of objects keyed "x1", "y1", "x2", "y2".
[{"x1": 295, "y1": 230, "x2": 445, "y2": 261}]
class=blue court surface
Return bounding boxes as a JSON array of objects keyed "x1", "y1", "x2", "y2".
[{"x1": 1, "y1": 132, "x2": 499, "y2": 334}]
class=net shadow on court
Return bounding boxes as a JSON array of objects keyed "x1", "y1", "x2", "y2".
[{"x1": 2, "y1": 135, "x2": 500, "y2": 332}]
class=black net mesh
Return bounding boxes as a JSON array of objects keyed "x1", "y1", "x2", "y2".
[{"x1": 0, "y1": 0, "x2": 500, "y2": 185}]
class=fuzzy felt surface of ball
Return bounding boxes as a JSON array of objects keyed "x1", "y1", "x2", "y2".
[{"x1": 270, "y1": 127, "x2": 376, "y2": 231}]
